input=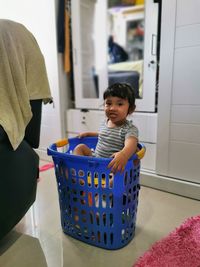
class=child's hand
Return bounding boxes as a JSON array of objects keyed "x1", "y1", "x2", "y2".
[
  {"x1": 77, "y1": 132, "x2": 98, "y2": 138},
  {"x1": 77, "y1": 132, "x2": 88, "y2": 138},
  {"x1": 108, "y1": 151, "x2": 128, "y2": 174}
]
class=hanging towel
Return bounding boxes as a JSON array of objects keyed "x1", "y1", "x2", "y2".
[{"x1": 0, "y1": 19, "x2": 52, "y2": 150}]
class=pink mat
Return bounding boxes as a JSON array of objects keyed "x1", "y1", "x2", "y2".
[
  {"x1": 133, "y1": 215, "x2": 200, "y2": 267},
  {"x1": 39, "y1": 163, "x2": 54, "y2": 172}
]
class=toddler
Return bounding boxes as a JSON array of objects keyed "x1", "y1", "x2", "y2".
[{"x1": 73, "y1": 82, "x2": 139, "y2": 174}]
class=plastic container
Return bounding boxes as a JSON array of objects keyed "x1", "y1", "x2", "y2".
[{"x1": 47, "y1": 137, "x2": 145, "y2": 250}]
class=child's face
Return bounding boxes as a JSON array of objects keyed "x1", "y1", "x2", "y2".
[{"x1": 104, "y1": 96, "x2": 130, "y2": 125}]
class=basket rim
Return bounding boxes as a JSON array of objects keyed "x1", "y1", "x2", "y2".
[{"x1": 47, "y1": 136, "x2": 145, "y2": 162}]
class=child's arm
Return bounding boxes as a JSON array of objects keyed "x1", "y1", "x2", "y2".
[
  {"x1": 108, "y1": 136, "x2": 138, "y2": 173},
  {"x1": 78, "y1": 132, "x2": 99, "y2": 138}
]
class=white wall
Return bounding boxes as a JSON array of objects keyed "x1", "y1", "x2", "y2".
[
  {"x1": 0, "y1": 0, "x2": 66, "y2": 158},
  {"x1": 157, "y1": 0, "x2": 200, "y2": 184}
]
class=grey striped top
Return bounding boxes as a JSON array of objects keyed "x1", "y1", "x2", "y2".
[{"x1": 94, "y1": 119, "x2": 138, "y2": 158}]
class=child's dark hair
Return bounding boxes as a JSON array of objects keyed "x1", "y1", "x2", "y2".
[{"x1": 103, "y1": 83, "x2": 136, "y2": 113}]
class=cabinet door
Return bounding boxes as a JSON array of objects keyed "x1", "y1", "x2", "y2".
[
  {"x1": 66, "y1": 109, "x2": 105, "y2": 134},
  {"x1": 137, "y1": 0, "x2": 158, "y2": 112},
  {"x1": 71, "y1": 0, "x2": 108, "y2": 109},
  {"x1": 71, "y1": 0, "x2": 158, "y2": 112}
]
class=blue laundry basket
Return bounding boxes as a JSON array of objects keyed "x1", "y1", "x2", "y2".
[{"x1": 47, "y1": 137, "x2": 145, "y2": 250}]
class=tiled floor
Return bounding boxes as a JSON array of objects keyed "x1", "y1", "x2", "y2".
[{"x1": 0, "y1": 161, "x2": 200, "y2": 267}]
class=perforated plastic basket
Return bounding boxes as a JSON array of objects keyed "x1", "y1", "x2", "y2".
[{"x1": 47, "y1": 137, "x2": 145, "y2": 250}]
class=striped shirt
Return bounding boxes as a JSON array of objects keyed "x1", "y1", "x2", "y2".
[{"x1": 95, "y1": 119, "x2": 138, "y2": 158}]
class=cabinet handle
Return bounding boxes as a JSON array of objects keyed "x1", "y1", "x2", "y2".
[
  {"x1": 148, "y1": 60, "x2": 156, "y2": 67},
  {"x1": 151, "y1": 34, "x2": 157, "y2": 56},
  {"x1": 81, "y1": 121, "x2": 86, "y2": 124}
]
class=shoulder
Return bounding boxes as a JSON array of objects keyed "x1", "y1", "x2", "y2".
[
  {"x1": 123, "y1": 120, "x2": 139, "y2": 138},
  {"x1": 124, "y1": 120, "x2": 137, "y2": 129}
]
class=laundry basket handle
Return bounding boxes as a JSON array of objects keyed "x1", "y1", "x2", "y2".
[
  {"x1": 136, "y1": 143, "x2": 146, "y2": 160},
  {"x1": 55, "y1": 139, "x2": 68, "y2": 147},
  {"x1": 47, "y1": 139, "x2": 69, "y2": 157}
]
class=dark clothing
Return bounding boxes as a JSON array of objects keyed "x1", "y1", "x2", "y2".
[
  {"x1": 109, "y1": 41, "x2": 129, "y2": 63},
  {"x1": 57, "y1": 0, "x2": 65, "y2": 53}
]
